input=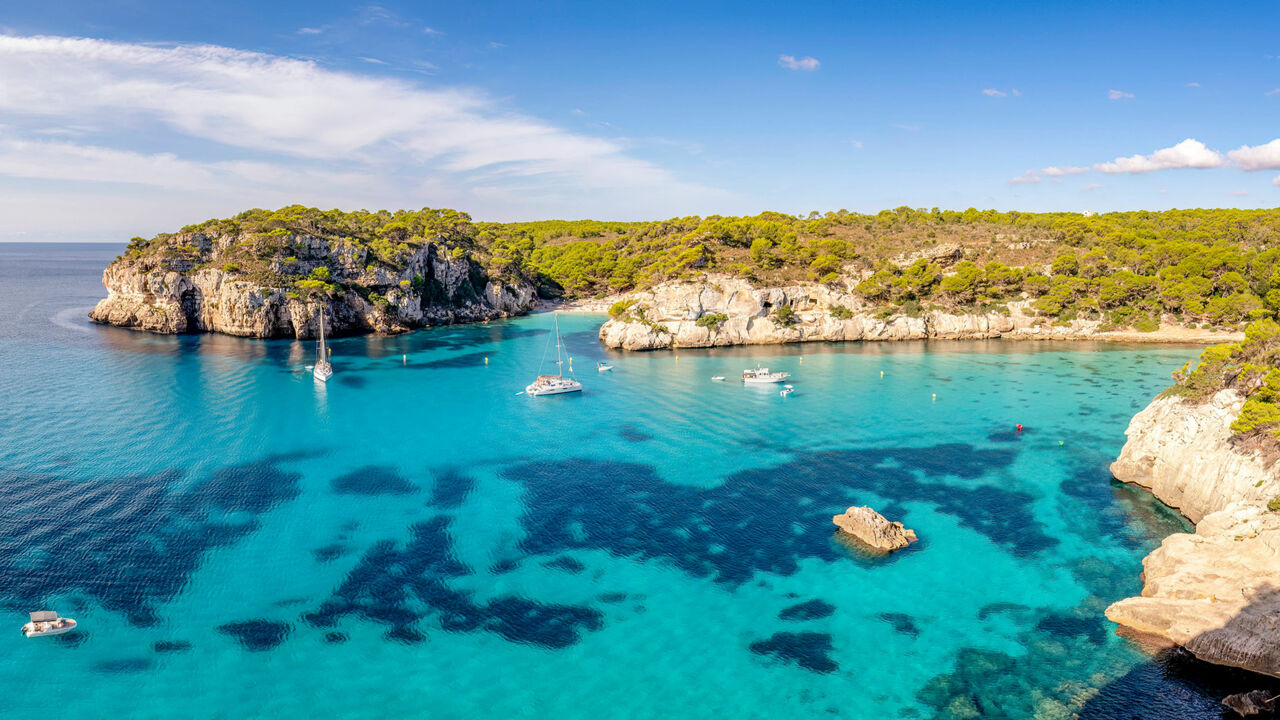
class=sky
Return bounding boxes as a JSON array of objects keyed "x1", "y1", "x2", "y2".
[{"x1": 0, "y1": 0, "x2": 1278, "y2": 241}]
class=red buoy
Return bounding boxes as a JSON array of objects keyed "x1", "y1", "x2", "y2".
[{"x1": 1016, "y1": 424, "x2": 1023, "y2": 433}]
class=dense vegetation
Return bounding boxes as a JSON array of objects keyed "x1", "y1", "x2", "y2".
[
  {"x1": 117, "y1": 204, "x2": 1280, "y2": 329},
  {"x1": 1170, "y1": 319, "x2": 1280, "y2": 437}
]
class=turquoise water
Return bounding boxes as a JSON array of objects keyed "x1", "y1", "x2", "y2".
[{"x1": 0, "y1": 244, "x2": 1259, "y2": 719}]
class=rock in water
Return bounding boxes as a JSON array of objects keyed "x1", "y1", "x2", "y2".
[
  {"x1": 1223, "y1": 690, "x2": 1277, "y2": 717},
  {"x1": 832, "y1": 506, "x2": 918, "y2": 552}
]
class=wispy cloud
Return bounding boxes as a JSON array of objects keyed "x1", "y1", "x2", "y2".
[
  {"x1": 1082, "y1": 183, "x2": 1102, "y2": 191},
  {"x1": 981, "y1": 88, "x2": 1006, "y2": 97},
  {"x1": 892, "y1": 123, "x2": 921, "y2": 132},
  {"x1": 1273, "y1": 175, "x2": 1280, "y2": 187},
  {"x1": 1229, "y1": 190, "x2": 1249, "y2": 197},
  {"x1": 358, "y1": 56, "x2": 387, "y2": 65},
  {"x1": 1186, "y1": 81, "x2": 1200, "y2": 87},
  {"x1": 1008, "y1": 171, "x2": 1041, "y2": 185},
  {"x1": 850, "y1": 139, "x2": 863, "y2": 149},
  {"x1": 297, "y1": 27, "x2": 324, "y2": 35},
  {"x1": 1228, "y1": 139, "x2": 1280, "y2": 171},
  {"x1": 1107, "y1": 89, "x2": 1135, "y2": 100},
  {"x1": 1268, "y1": 88, "x2": 1280, "y2": 96},
  {"x1": 1095, "y1": 138, "x2": 1224, "y2": 173},
  {"x1": 422, "y1": 26, "x2": 443, "y2": 36},
  {"x1": 778, "y1": 54, "x2": 819, "y2": 71},
  {"x1": 0, "y1": 35, "x2": 731, "y2": 236},
  {"x1": 1043, "y1": 166, "x2": 1089, "y2": 177}
]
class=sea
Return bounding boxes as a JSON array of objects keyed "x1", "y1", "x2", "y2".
[{"x1": 0, "y1": 242, "x2": 1268, "y2": 719}]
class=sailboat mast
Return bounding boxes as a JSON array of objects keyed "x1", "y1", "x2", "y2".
[
  {"x1": 555, "y1": 313, "x2": 563, "y2": 377},
  {"x1": 317, "y1": 309, "x2": 325, "y2": 364}
]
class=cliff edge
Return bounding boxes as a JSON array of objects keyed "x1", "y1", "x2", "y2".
[{"x1": 1106, "y1": 385, "x2": 1280, "y2": 678}]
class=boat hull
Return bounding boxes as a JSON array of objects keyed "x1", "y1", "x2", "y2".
[
  {"x1": 526, "y1": 383, "x2": 583, "y2": 396},
  {"x1": 743, "y1": 377, "x2": 788, "y2": 384},
  {"x1": 314, "y1": 363, "x2": 333, "y2": 382},
  {"x1": 23, "y1": 619, "x2": 76, "y2": 638}
]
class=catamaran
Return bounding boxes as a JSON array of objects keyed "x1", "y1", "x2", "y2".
[
  {"x1": 21, "y1": 611, "x2": 76, "y2": 638},
  {"x1": 526, "y1": 313, "x2": 582, "y2": 396},
  {"x1": 313, "y1": 309, "x2": 333, "y2": 382},
  {"x1": 742, "y1": 366, "x2": 790, "y2": 384}
]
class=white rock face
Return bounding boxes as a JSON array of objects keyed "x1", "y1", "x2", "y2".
[
  {"x1": 1105, "y1": 502, "x2": 1280, "y2": 678},
  {"x1": 90, "y1": 232, "x2": 536, "y2": 338},
  {"x1": 1110, "y1": 390, "x2": 1278, "y2": 523},
  {"x1": 595, "y1": 275, "x2": 1226, "y2": 350},
  {"x1": 1107, "y1": 389, "x2": 1280, "y2": 679}
]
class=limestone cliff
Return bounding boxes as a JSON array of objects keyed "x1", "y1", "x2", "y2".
[
  {"x1": 1107, "y1": 390, "x2": 1280, "y2": 679},
  {"x1": 90, "y1": 231, "x2": 536, "y2": 338},
  {"x1": 596, "y1": 276, "x2": 1233, "y2": 351}
]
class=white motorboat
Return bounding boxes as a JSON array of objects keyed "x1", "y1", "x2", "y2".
[
  {"x1": 526, "y1": 314, "x2": 582, "y2": 397},
  {"x1": 22, "y1": 611, "x2": 76, "y2": 638},
  {"x1": 597, "y1": 361, "x2": 614, "y2": 372},
  {"x1": 742, "y1": 366, "x2": 791, "y2": 384},
  {"x1": 780, "y1": 384, "x2": 795, "y2": 397},
  {"x1": 711, "y1": 376, "x2": 726, "y2": 382},
  {"x1": 313, "y1": 309, "x2": 333, "y2": 382}
]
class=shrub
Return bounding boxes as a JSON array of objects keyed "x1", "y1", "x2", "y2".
[
  {"x1": 695, "y1": 312, "x2": 728, "y2": 329},
  {"x1": 1269, "y1": 496, "x2": 1280, "y2": 512},
  {"x1": 830, "y1": 305, "x2": 854, "y2": 320},
  {"x1": 773, "y1": 305, "x2": 798, "y2": 325},
  {"x1": 221, "y1": 263, "x2": 240, "y2": 273},
  {"x1": 608, "y1": 299, "x2": 637, "y2": 319}
]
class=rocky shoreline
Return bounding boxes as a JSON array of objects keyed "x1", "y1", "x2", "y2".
[
  {"x1": 90, "y1": 232, "x2": 536, "y2": 338},
  {"x1": 593, "y1": 276, "x2": 1240, "y2": 351},
  {"x1": 1107, "y1": 390, "x2": 1280, "y2": 680}
]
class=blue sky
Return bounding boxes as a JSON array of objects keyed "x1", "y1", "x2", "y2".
[{"x1": 1, "y1": 0, "x2": 1278, "y2": 241}]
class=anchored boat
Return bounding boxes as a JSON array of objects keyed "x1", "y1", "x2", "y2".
[
  {"x1": 313, "y1": 308, "x2": 333, "y2": 382},
  {"x1": 21, "y1": 611, "x2": 76, "y2": 638},
  {"x1": 526, "y1": 314, "x2": 582, "y2": 397},
  {"x1": 742, "y1": 366, "x2": 791, "y2": 384}
]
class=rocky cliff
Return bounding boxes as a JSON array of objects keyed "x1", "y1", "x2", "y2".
[
  {"x1": 90, "y1": 232, "x2": 536, "y2": 338},
  {"x1": 1107, "y1": 391, "x2": 1280, "y2": 679},
  {"x1": 596, "y1": 276, "x2": 1234, "y2": 350}
]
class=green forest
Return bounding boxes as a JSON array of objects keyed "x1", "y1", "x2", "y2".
[{"x1": 119, "y1": 204, "x2": 1280, "y2": 330}]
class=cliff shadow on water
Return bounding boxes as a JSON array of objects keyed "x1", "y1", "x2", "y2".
[{"x1": 1083, "y1": 588, "x2": 1280, "y2": 719}]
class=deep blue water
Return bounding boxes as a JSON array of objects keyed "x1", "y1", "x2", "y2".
[{"x1": 0, "y1": 243, "x2": 1266, "y2": 718}]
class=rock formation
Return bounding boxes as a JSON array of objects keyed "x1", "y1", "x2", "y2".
[
  {"x1": 1107, "y1": 391, "x2": 1280, "y2": 679},
  {"x1": 596, "y1": 275, "x2": 1235, "y2": 351},
  {"x1": 1111, "y1": 390, "x2": 1278, "y2": 523},
  {"x1": 832, "y1": 506, "x2": 918, "y2": 552},
  {"x1": 90, "y1": 232, "x2": 536, "y2": 338}
]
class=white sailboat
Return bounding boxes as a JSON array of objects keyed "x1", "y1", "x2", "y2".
[
  {"x1": 525, "y1": 313, "x2": 582, "y2": 396},
  {"x1": 742, "y1": 366, "x2": 790, "y2": 384},
  {"x1": 313, "y1": 309, "x2": 333, "y2": 382}
]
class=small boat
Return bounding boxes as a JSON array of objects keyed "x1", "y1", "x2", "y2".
[
  {"x1": 780, "y1": 384, "x2": 795, "y2": 397},
  {"x1": 526, "y1": 314, "x2": 582, "y2": 397},
  {"x1": 711, "y1": 376, "x2": 726, "y2": 382},
  {"x1": 597, "y1": 361, "x2": 614, "y2": 372},
  {"x1": 313, "y1": 308, "x2": 333, "y2": 382},
  {"x1": 22, "y1": 611, "x2": 76, "y2": 638},
  {"x1": 742, "y1": 366, "x2": 791, "y2": 384}
]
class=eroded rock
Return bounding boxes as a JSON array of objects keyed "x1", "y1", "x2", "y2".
[{"x1": 832, "y1": 505, "x2": 918, "y2": 552}]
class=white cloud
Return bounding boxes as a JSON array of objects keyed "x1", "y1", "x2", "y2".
[
  {"x1": 423, "y1": 26, "x2": 443, "y2": 36},
  {"x1": 1267, "y1": 89, "x2": 1280, "y2": 96},
  {"x1": 0, "y1": 35, "x2": 731, "y2": 237},
  {"x1": 981, "y1": 88, "x2": 1006, "y2": 97},
  {"x1": 1108, "y1": 89, "x2": 1135, "y2": 100},
  {"x1": 1227, "y1": 139, "x2": 1280, "y2": 171},
  {"x1": 1159, "y1": 188, "x2": 1169, "y2": 194},
  {"x1": 1008, "y1": 172, "x2": 1040, "y2": 185},
  {"x1": 358, "y1": 56, "x2": 387, "y2": 64},
  {"x1": 1042, "y1": 166, "x2": 1089, "y2": 176},
  {"x1": 850, "y1": 140, "x2": 863, "y2": 149},
  {"x1": 778, "y1": 54, "x2": 820, "y2": 71},
  {"x1": 297, "y1": 27, "x2": 324, "y2": 35},
  {"x1": 1082, "y1": 184, "x2": 1102, "y2": 191},
  {"x1": 1229, "y1": 190, "x2": 1249, "y2": 197},
  {"x1": 1186, "y1": 82, "x2": 1200, "y2": 87},
  {"x1": 1273, "y1": 175, "x2": 1280, "y2": 187},
  {"x1": 1094, "y1": 138, "x2": 1225, "y2": 174},
  {"x1": 1011, "y1": 88, "x2": 1021, "y2": 97}
]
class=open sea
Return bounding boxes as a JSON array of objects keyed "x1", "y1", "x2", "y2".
[{"x1": 0, "y1": 243, "x2": 1268, "y2": 719}]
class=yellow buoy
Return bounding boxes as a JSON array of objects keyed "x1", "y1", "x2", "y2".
[
  {"x1": 880, "y1": 370, "x2": 884, "y2": 378},
  {"x1": 484, "y1": 356, "x2": 489, "y2": 365},
  {"x1": 932, "y1": 393, "x2": 937, "y2": 402}
]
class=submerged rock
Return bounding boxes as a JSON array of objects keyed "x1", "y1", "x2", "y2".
[{"x1": 832, "y1": 505, "x2": 918, "y2": 552}]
